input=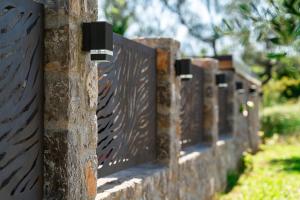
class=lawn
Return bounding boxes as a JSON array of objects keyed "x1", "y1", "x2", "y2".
[{"x1": 220, "y1": 134, "x2": 300, "y2": 200}]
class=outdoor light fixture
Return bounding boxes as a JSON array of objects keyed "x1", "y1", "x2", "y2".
[
  {"x1": 215, "y1": 73, "x2": 228, "y2": 87},
  {"x1": 175, "y1": 59, "x2": 193, "y2": 80},
  {"x1": 236, "y1": 81, "x2": 245, "y2": 93},
  {"x1": 249, "y1": 85, "x2": 257, "y2": 94},
  {"x1": 82, "y1": 22, "x2": 113, "y2": 63},
  {"x1": 259, "y1": 91, "x2": 264, "y2": 97}
]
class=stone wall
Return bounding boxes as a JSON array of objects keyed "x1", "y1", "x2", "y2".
[
  {"x1": 178, "y1": 139, "x2": 243, "y2": 200},
  {"x1": 94, "y1": 39, "x2": 261, "y2": 200},
  {"x1": 43, "y1": 1, "x2": 98, "y2": 200},
  {"x1": 39, "y1": 2, "x2": 261, "y2": 199},
  {"x1": 247, "y1": 84, "x2": 261, "y2": 152}
]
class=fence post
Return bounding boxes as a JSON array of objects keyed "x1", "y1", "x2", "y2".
[
  {"x1": 222, "y1": 71, "x2": 236, "y2": 136},
  {"x1": 134, "y1": 38, "x2": 181, "y2": 199},
  {"x1": 215, "y1": 56, "x2": 236, "y2": 137},
  {"x1": 43, "y1": 1, "x2": 98, "y2": 200},
  {"x1": 234, "y1": 76, "x2": 251, "y2": 150},
  {"x1": 247, "y1": 84, "x2": 261, "y2": 152},
  {"x1": 192, "y1": 59, "x2": 219, "y2": 146}
]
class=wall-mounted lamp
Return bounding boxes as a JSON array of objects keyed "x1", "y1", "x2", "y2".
[
  {"x1": 82, "y1": 22, "x2": 113, "y2": 63},
  {"x1": 259, "y1": 91, "x2": 264, "y2": 97},
  {"x1": 249, "y1": 85, "x2": 257, "y2": 94},
  {"x1": 236, "y1": 81, "x2": 245, "y2": 93},
  {"x1": 175, "y1": 59, "x2": 193, "y2": 81},
  {"x1": 216, "y1": 73, "x2": 228, "y2": 87}
]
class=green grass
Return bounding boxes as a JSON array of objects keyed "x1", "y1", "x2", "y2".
[
  {"x1": 220, "y1": 134, "x2": 300, "y2": 200},
  {"x1": 261, "y1": 102, "x2": 300, "y2": 138}
]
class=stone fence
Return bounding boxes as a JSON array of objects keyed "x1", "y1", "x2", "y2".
[
  {"x1": 44, "y1": 25, "x2": 261, "y2": 200},
  {"x1": 0, "y1": 1, "x2": 261, "y2": 200}
]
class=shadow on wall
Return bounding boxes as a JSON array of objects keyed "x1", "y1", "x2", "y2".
[{"x1": 270, "y1": 156, "x2": 300, "y2": 173}]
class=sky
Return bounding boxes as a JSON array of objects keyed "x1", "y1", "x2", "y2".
[{"x1": 98, "y1": 0, "x2": 236, "y2": 56}]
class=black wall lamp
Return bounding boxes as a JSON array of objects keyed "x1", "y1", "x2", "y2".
[
  {"x1": 82, "y1": 22, "x2": 113, "y2": 63},
  {"x1": 236, "y1": 81, "x2": 245, "y2": 93},
  {"x1": 216, "y1": 73, "x2": 228, "y2": 87},
  {"x1": 249, "y1": 85, "x2": 257, "y2": 94},
  {"x1": 259, "y1": 91, "x2": 264, "y2": 97},
  {"x1": 175, "y1": 59, "x2": 193, "y2": 80}
]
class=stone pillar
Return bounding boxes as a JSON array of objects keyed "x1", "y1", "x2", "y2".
[
  {"x1": 134, "y1": 38, "x2": 181, "y2": 200},
  {"x1": 223, "y1": 70, "x2": 236, "y2": 135},
  {"x1": 247, "y1": 85, "x2": 261, "y2": 153},
  {"x1": 192, "y1": 59, "x2": 219, "y2": 145},
  {"x1": 43, "y1": 1, "x2": 98, "y2": 200},
  {"x1": 234, "y1": 75, "x2": 250, "y2": 151}
]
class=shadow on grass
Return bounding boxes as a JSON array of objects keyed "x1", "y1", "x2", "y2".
[
  {"x1": 270, "y1": 156, "x2": 300, "y2": 173},
  {"x1": 224, "y1": 153, "x2": 253, "y2": 193},
  {"x1": 225, "y1": 171, "x2": 241, "y2": 193}
]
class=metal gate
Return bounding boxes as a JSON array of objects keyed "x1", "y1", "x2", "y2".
[
  {"x1": 97, "y1": 34, "x2": 156, "y2": 177},
  {"x1": 180, "y1": 65, "x2": 204, "y2": 148},
  {"x1": 0, "y1": 1, "x2": 43, "y2": 199}
]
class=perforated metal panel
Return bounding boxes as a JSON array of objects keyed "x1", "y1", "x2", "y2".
[
  {"x1": 180, "y1": 65, "x2": 204, "y2": 148},
  {"x1": 235, "y1": 75, "x2": 250, "y2": 142},
  {"x1": 97, "y1": 34, "x2": 156, "y2": 177},
  {"x1": 0, "y1": 1, "x2": 43, "y2": 199},
  {"x1": 218, "y1": 86, "x2": 229, "y2": 135}
]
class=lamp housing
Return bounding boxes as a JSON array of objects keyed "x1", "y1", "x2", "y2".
[
  {"x1": 236, "y1": 81, "x2": 245, "y2": 93},
  {"x1": 216, "y1": 73, "x2": 228, "y2": 87},
  {"x1": 259, "y1": 91, "x2": 264, "y2": 97},
  {"x1": 249, "y1": 85, "x2": 257, "y2": 94},
  {"x1": 82, "y1": 22, "x2": 113, "y2": 63},
  {"x1": 175, "y1": 59, "x2": 193, "y2": 81}
]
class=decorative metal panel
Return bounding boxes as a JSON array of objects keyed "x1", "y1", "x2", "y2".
[
  {"x1": 97, "y1": 34, "x2": 156, "y2": 177},
  {"x1": 180, "y1": 65, "x2": 204, "y2": 148},
  {"x1": 235, "y1": 75, "x2": 250, "y2": 142},
  {"x1": 218, "y1": 86, "x2": 229, "y2": 135},
  {"x1": 0, "y1": 1, "x2": 43, "y2": 199}
]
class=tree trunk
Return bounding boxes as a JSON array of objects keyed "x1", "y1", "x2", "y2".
[{"x1": 212, "y1": 40, "x2": 218, "y2": 56}]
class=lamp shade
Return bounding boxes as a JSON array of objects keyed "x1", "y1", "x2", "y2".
[
  {"x1": 82, "y1": 22, "x2": 113, "y2": 63},
  {"x1": 175, "y1": 59, "x2": 193, "y2": 80},
  {"x1": 249, "y1": 85, "x2": 257, "y2": 94},
  {"x1": 259, "y1": 91, "x2": 264, "y2": 97},
  {"x1": 216, "y1": 73, "x2": 228, "y2": 87},
  {"x1": 236, "y1": 81, "x2": 245, "y2": 93}
]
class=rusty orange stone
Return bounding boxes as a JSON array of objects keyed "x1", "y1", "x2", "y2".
[
  {"x1": 156, "y1": 48, "x2": 170, "y2": 73},
  {"x1": 218, "y1": 60, "x2": 233, "y2": 70},
  {"x1": 85, "y1": 161, "x2": 96, "y2": 198}
]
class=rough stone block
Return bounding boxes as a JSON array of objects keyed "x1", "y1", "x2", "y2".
[
  {"x1": 43, "y1": 1, "x2": 98, "y2": 200},
  {"x1": 192, "y1": 58, "x2": 219, "y2": 146}
]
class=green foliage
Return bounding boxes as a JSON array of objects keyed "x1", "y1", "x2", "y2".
[
  {"x1": 221, "y1": 134, "x2": 300, "y2": 200},
  {"x1": 260, "y1": 103, "x2": 300, "y2": 138},
  {"x1": 275, "y1": 56, "x2": 300, "y2": 79},
  {"x1": 242, "y1": 152, "x2": 254, "y2": 173},
  {"x1": 224, "y1": 0, "x2": 300, "y2": 49},
  {"x1": 244, "y1": 50, "x2": 300, "y2": 104},
  {"x1": 104, "y1": 0, "x2": 134, "y2": 35},
  {"x1": 266, "y1": 52, "x2": 287, "y2": 59},
  {"x1": 263, "y1": 77, "x2": 300, "y2": 106}
]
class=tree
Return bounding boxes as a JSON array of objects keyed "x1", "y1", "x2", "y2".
[
  {"x1": 242, "y1": 44, "x2": 300, "y2": 84},
  {"x1": 161, "y1": 0, "x2": 223, "y2": 56},
  {"x1": 224, "y1": 0, "x2": 300, "y2": 51},
  {"x1": 222, "y1": 0, "x2": 300, "y2": 84},
  {"x1": 103, "y1": 0, "x2": 135, "y2": 35}
]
